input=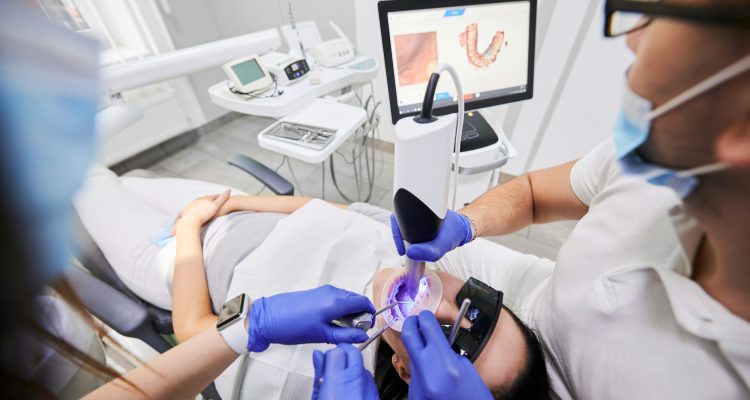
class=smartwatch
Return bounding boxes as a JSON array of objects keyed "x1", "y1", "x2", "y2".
[{"x1": 216, "y1": 293, "x2": 251, "y2": 354}]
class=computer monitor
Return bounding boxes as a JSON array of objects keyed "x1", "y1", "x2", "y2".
[{"x1": 378, "y1": 0, "x2": 536, "y2": 124}]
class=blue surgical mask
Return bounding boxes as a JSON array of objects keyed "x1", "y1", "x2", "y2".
[
  {"x1": 0, "y1": 3, "x2": 100, "y2": 282},
  {"x1": 614, "y1": 54, "x2": 750, "y2": 199}
]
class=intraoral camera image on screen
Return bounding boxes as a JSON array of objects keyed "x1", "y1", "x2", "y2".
[{"x1": 380, "y1": 0, "x2": 535, "y2": 123}]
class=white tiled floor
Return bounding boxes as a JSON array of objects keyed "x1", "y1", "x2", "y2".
[{"x1": 135, "y1": 114, "x2": 575, "y2": 261}]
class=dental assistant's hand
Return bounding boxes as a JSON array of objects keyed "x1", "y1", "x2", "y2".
[
  {"x1": 390, "y1": 210, "x2": 473, "y2": 262},
  {"x1": 247, "y1": 285, "x2": 375, "y2": 352},
  {"x1": 175, "y1": 190, "x2": 231, "y2": 228},
  {"x1": 311, "y1": 344, "x2": 379, "y2": 400},
  {"x1": 401, "y1": 311, "x2": 492, "y2": 400}
]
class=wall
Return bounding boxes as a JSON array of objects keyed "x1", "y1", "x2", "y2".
[
  {"x1": 354, "y1": 0, "x2": 633, "y2": 175},
  {"x1": 157, "y1": 0, "x2": 358, "y2": 122}
]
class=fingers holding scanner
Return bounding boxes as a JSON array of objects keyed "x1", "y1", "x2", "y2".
[
  {"x1": 390, "y1": 210, "x2": 473, "y2": 262},
  {"x1": 390, "y1": 213, "x2": 407, "y2": 256}
]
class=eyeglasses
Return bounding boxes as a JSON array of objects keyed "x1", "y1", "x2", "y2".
[{"x1": 605, "y1": 0, "x2": 750, "y2": 37}]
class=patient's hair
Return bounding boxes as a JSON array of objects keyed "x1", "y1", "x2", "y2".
[
  {"x1": 375, "y1": 340, "x2": 409, "y2": 399},
  {"x1": 373, "y1": 306, "x2": 549, "y2": 400},
  {"x1": 0, "y1": 124, "x2": 138, "y2": 398},
  {"x1": 491, "y1": 307, "x2": 549, "y2": 400}
]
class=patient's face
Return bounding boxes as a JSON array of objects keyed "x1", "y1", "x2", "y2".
[{"x1": 372, "y1": 268, "x2": 527, "y2": 391}]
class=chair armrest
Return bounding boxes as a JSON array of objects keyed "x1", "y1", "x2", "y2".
[
  {"x1": 65, "y1": 266, "x2": 174, "y2": 353},
  {"x1": 146, "y1": 303, "x2": 175, "y2": 335},
  {"x1": 65, "y1": 266, "x2": 149, "y2": 336},
  {"x1": 227, "y1": 153, "x2": 294, "y2": 196}
]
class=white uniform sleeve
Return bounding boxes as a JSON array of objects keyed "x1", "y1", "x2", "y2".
[{"x1": 569, "y1": 138, "x2": 618, "y2": 206}]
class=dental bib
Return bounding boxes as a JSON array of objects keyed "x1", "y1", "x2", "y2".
[{"x1": 215, "y1": 199, "x2": 398, "y2": 400}]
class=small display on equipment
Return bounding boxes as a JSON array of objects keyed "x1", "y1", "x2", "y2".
[
  {"x1": 222, "y1": 54, "x2": 274, "y2": 94},
  {"x1": 260, "y1": 52, "x2": 311, "y2": 85},
  {"x1": 378, "y1": 0, "x2": 536, "y2": 124},
  {"x1": 232, "y1": 59, "x2": 265, "y2": 85}
]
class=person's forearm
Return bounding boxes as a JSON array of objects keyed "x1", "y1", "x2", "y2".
[
  {"x1": 84, "y1": 327, "x2": 237, "y2": 400},
  {"x1": 459, "y1": 174, "x2": 535, "y2": 237},
  {"x1": 225, "y1": 195, "x2": 346, "y2": 214},
  {"x1": 459, "y1": 160, "x2": 587, "y2": 237},
  {"x1": 172, "y1": 218, "x2": 216, "y2": 342}
]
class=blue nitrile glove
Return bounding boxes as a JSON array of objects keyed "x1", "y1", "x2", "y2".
[
  {"x1": 311, "y1": 344, "x2": 379, "y2": 400},
  {"x1": 401, "y1": 311, "x2": 493, "y2": 400},
  {"x1": 247, "y1": 285, "x2": 375, "y2": 352},
  {"x1": 390, "y1": 210, "x2": 473, "y2": 262}
]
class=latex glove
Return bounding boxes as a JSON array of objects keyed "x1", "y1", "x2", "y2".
[
  {"x1": 311, "y1": 344, "x2": 379, "y2": 400},
  {"x1": 247, "y1": 285, "x2": 375, "y2": 352},
  {"x1": 390, "y1": 210, "x2": 473, "y2": 262},
  {"x1": 401, "y1": 311, "x2": 493, "y2": 400}
]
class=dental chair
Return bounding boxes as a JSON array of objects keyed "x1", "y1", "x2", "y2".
[{"x1": 65, "y1": 156, "x2": 294, "y2": 399}]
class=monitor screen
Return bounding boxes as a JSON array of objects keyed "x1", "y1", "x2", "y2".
[
  {"x1": 231, "y1": 58, "x2": 265, "y2": 85},
  {"x1": 379, "y1": 0, "x2": 536, "y2": 124}
]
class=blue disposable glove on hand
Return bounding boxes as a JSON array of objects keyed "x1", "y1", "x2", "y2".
[
  {"x1": 390, "y1": 210, "x2": 473, "y2": 262},
  {"x1": 401, "y1": 311, "x2": 493, "y2": 400},
  {"x1": 311, "y1": 344, "x2": 379, "y2": 400},
  {"x1": 247, "y1": 285, "x2": 375, "y2": 352}
]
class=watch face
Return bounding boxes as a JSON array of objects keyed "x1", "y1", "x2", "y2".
[{"x1": 217, "y1": 293, "x2": 246, "y2": 330}]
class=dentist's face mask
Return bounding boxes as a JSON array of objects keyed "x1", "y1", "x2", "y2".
[
  {"x1": 614, "y1": 54, "x2": 750, "y2": 199},
  {"x1": 0, "y1": 3, "x2": 100, "y2": 282}
]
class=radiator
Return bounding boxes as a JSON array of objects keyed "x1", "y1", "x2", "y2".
[{"x1": 98, "y1": 85, "x2": 192, "y2": 166}]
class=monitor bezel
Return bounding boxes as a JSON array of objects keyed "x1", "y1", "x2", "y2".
[{"x1": 378, "y1": 0, "x2": 537, "y2": 125}]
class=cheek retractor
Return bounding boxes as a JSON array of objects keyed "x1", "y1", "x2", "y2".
[{"x1": 380, "y1": 269, "x2": 443, "y2": 332}]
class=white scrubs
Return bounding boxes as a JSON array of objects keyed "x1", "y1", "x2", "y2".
[{"x1": 529, "y1": 139, "x2": 750, "y2": 399}]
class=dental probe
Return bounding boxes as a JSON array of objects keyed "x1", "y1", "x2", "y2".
[
  {"x1": 359, "y1": 318, "x2": 397, "y2": 351},
  {"x1": 448, "y1": 299, "x2": 472, "y2": 346},
  {"x1": 373, "y1": 301, "x2": 409, "y2": 317},
  {"x1": 333, "y1": 301, "x2": 407, "y2": 331}
]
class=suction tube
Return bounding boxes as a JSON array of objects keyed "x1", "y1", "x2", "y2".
[{"x1": 415, "y1": 64, "x2": 465, "y2": 210}]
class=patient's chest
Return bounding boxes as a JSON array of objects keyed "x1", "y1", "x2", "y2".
[{"x1": 214, "y1": 200, "x2": 399, "y2": 399}]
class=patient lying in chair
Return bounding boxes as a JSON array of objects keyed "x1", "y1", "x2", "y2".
[{"x1": 74, "y1": 166, "x2": 550, "y2": 399}]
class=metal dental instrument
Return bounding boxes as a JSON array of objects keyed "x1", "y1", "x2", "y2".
[
  {"x1": 359, "y1": 317, "x2": 396, "y2": 351},
  {"x1": 334, "y1": 301, "x2": 407, "y2": 331},
  {"x1": 373, "y1": 301, "x2": 406, "y2": 318},
  {"x1": 448, "y1": 298, "x2": 472, "y2": 346}
]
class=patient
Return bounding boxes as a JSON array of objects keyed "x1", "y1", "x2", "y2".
[{"x1": 74, "y1": 167, "x2": 549, "y2": 399}]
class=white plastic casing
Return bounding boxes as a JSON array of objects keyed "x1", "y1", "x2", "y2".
[{"x1": 393, "y1": 113, "x2": 457, "y2": 219}]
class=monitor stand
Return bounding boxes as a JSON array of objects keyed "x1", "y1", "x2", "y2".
[{"x1": 460, "y1": 111, "x2": 498, "y2": 152}]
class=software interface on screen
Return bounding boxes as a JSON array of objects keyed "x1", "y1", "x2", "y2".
[{"x1": 386, "y1": 1, "x2": 530, "y2": 116}]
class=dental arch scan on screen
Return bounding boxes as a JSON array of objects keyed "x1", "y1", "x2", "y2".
[{"x1": 387, "y1": 1, "x2": 530, "y2": 116}]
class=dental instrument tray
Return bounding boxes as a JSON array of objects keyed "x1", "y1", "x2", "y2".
[
  {"x1": 257, "y1": 98, "x2": 367, "y2": 164},
  {"x1": 264, "y1": 121, "x2": 336, "y2": 150}
]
